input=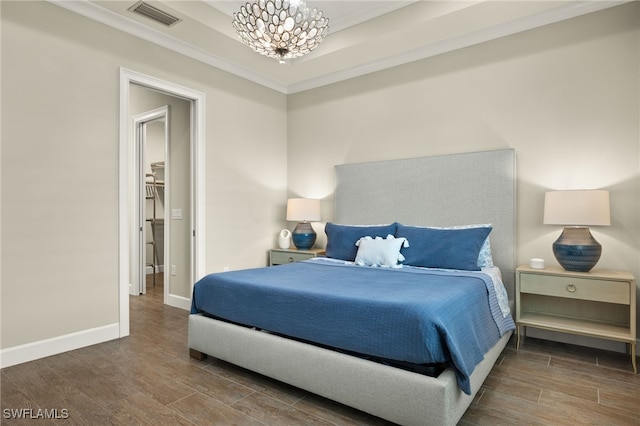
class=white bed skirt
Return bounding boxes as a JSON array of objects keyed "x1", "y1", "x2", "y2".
[{"x1": 188, "y1": 313, "x2": 511, "y2": 426}]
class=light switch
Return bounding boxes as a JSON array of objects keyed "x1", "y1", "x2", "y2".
[{"x1": 171, "y1": 208, "x2": 183, "y2": 220}]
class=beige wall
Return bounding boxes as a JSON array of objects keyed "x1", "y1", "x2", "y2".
[
  {"x1": 288, "y1": 3, "x2": 640, "y2": 341},
  {"x1": 1, "y1": 0, "x2": 638, "y2": 359},
  {"x1": 1, "y1": 1, "x2": 287, "y2": 350}
]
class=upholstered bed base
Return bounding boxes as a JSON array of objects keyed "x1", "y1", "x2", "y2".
[
  {"x1": 188, "y1": 313, "x2": 511, "y2": 426},
  {"x1": 189, "y1": 150, "x2": 516, "y2": 424}
]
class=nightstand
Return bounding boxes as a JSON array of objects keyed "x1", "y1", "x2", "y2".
[
  {"x1": 516, "y1": 265, "x2": 636, "y2": 373},
  {"x1": 269, "y1": 248, "x2": 326, "y2": 266}
]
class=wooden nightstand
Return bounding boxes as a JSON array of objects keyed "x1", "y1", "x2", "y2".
[
  {"x1": 269, "y1": 248, "x2": 326, "y2": 266},
  {"x1": 516, "y1": 265, "x2": 636, "y2": 373}
]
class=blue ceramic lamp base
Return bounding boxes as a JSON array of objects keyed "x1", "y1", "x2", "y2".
[
  {"x1": 292, "y1": 222, "x2": 316, "y2": 250},
  {"x1": 552, "y1": 226, "x2": 602, "y2": 272}
]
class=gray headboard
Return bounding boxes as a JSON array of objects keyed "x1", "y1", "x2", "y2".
[{"x1": 335, "y1": 149, "x2": 516, "y2": 303}]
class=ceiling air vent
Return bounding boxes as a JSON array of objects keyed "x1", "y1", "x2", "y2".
[{"x1": 128, "y1": 1, "x2": 181, "y2": 27}]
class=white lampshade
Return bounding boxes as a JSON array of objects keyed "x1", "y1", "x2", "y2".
[
  {"x1": 543, "y1": 190, "x2": 610, "y2": 226},
  {"x1": 286, "y1": 198, "x2": 321, "y2": 222}
]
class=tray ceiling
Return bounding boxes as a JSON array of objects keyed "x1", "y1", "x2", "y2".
[{"x1": 49, "y1": 0, "x2": 626, "y2": 94}]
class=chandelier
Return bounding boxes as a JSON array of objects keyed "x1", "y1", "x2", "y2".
[{"x1": 232, "y1": 0, "x2": 329, "y2": 63}]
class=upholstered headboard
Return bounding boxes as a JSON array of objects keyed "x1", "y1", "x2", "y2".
[{"x1": 334, "y1": 149, "x2": 516, "y2": 303}]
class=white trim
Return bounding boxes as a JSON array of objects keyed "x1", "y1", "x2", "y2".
[
  {"x1": 192, "y1": 81, "x2": 206, "y2": 286},
  {"x1": 146, "y1": 265, "x2": 164, "y2": 275},
  {"x1": 119, "y1": 68, "x2": 205, "y2": 338},
  {"x1": 166, "y1": 294, "x2": 192, "y2": 311},
  {"x1": 47, "y1": 0, "x2": 286, "y2": 93},
  {"x1": 133, "y1": 105, "x2": 169, "y2": 296},
  {"x1": 286, "y1": 1, "x2": 629, "y2": 94},
  {"x1": 526, "y1": 328, "x2": 633, "y2": 354},
  {"x1": 119, "y1": 70, "x2": 131, "y2": 337},
  {"x1": 49, "y1": 0, "x2": 626, "y2": 95},
  {"x1": 0, "y1": 324, "x2": 119, "y2": 369}
]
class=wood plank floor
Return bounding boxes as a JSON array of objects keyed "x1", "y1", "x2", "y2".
[{"x1": 2, "y1": 273, "x2": 639, "y2": 425}]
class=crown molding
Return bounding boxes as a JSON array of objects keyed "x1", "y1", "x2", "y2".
[
  {"x1": 47, "y1": 0, "x2": 288, "y2": 93},
  {"x1": 286, "y1": 1, "x2": 629, "y2": 94},
  {"x1": 48, "y1": 1, "x2": 628, "y2": 95}
]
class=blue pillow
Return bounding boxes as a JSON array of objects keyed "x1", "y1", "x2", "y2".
[
  {"x1": 423, "y1": 224, "x2": 494, "y2": 268},
  {"x1": 395, "y1": 224, "x2": 492, "y2": 271},
  {"x1": 325, "y1": 222, "x2": 398, "y2": 261}
]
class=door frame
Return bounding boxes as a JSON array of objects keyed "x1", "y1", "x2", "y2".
[
  {"x1": 132, "y1": 106, "x2": 168, "y2": 296},
  {"x1": 118, "y1": 68, "x2": 206, "y2": 337}
]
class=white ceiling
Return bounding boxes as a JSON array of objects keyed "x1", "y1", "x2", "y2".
[{"x1": 49, "y1": 0, "x2": 627, "y2": 94}]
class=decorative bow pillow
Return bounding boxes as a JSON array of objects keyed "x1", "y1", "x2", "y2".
[{"x1": 354, "y1": 234, "x2": 409, "y2": 268}]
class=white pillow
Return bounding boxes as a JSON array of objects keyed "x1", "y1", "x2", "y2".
[{"x1": 354, "y1": 234, "x2": 409, "y2": 268}]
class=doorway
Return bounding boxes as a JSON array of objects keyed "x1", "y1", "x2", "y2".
[
  {"x1": 118, "y1": 68, "x2": 206, "y2": 337},
  {"x1": 133, "y1": 106, "x2": 168, "y2": 296}
]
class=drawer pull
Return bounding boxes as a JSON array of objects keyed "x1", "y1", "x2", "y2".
[
  {"x1": 288, "y1": 257, "x2": 294, "y2": 263},
  {"x1": 566, "y1": 283, "x2": 577, "y2": 293}
]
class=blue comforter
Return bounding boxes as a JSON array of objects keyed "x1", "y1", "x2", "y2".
[{"x1": 191, "y1": 259, "x2": 514, "y2": 394}]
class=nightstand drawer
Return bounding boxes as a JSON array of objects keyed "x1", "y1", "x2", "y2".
[
  {"x1": 270, "y1": 251, "x2": 314, "y2": 264},
  {"x1": 520, "y1": 273, "x2": 629, "y2": 305}
]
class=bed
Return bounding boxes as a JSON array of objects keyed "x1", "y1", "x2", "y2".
[{"x1": 189, "y1": 149, "x2": 516, "y2": 425}]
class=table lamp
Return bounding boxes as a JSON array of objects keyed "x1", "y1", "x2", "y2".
[
  {"x1": 286, "y1": 198, "x2": 321, "y2": 250},
  {"x1": 543, "y1": 190, "x2": 610, "y2": 272}
]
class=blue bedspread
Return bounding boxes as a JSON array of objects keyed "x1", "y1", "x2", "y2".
[{"x1": 191, "y1": 259, "x2": 514, "y2": 394}]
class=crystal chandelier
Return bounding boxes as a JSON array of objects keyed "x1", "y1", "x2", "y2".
[{"x1": 232, "y1": 0, "x2": 329, "y2": 63}]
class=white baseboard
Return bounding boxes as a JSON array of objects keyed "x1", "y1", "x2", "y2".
[
  {"x1": 145, "y1": 265, "x2": 164, "y2": 274},
  {"x1": 525, "y1": 328, "x2": 636, "y2": 354},
  {"x1": 0, "y1": 323, "x2": 119, "y2": 369},
  {"x1": 1, "y1": 319, "x2": 633, "y2": 370},
  {"x1": 166, "y1": 293, "x2": 191, "y2": 311}
]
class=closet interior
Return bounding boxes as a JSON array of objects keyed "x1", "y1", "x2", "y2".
[{"x1": 146, "y1": 161, "x2": 164, "y2": 287}]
